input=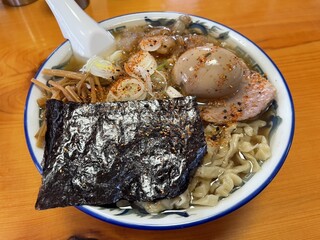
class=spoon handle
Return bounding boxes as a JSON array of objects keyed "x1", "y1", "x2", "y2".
[{"x1": 45, "y1": 0, "x2": 115, "y2": 59}]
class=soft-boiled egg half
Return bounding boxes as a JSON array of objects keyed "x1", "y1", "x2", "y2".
[{"x1": 172, "y1": 45, "x2": 246, "y2": 99}]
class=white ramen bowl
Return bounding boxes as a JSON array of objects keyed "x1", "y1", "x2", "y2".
[{"x1": 24, "y1": 12, "x2": 294, "y2": 230}]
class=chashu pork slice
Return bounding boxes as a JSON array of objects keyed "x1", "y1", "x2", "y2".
[{"x1": 199, "y1": 71, "x2": 276, "y2": 123}]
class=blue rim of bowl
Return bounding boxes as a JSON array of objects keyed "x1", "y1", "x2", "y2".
[{"x1": 24, "y1": 11, "x2": 295, "y2": 230}]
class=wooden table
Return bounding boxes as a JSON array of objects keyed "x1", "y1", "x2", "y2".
[{"x1": 0, "y1": 0, "x2": 319, "y2": 239}]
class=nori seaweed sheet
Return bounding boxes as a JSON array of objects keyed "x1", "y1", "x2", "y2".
[{"x1": 35, "y1": 96, "x2": 207, "y2": 210}]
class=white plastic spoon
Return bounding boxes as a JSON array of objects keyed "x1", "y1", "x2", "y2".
[{"x1": 45, "y1": 0, "x2": 116, "y2": 60}]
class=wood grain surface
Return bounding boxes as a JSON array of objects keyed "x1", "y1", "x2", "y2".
[{"x1": 0, "y1": 0, "x2": 319, "y2": 239}]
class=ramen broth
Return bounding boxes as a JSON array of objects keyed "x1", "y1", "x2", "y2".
[{"x1": 35, "y1": 15, "x2": 276, "y2": 213}]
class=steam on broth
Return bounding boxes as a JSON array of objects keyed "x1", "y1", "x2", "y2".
[{"x1": 32, "y1": 15, "x2": 276, "y2": 213}]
